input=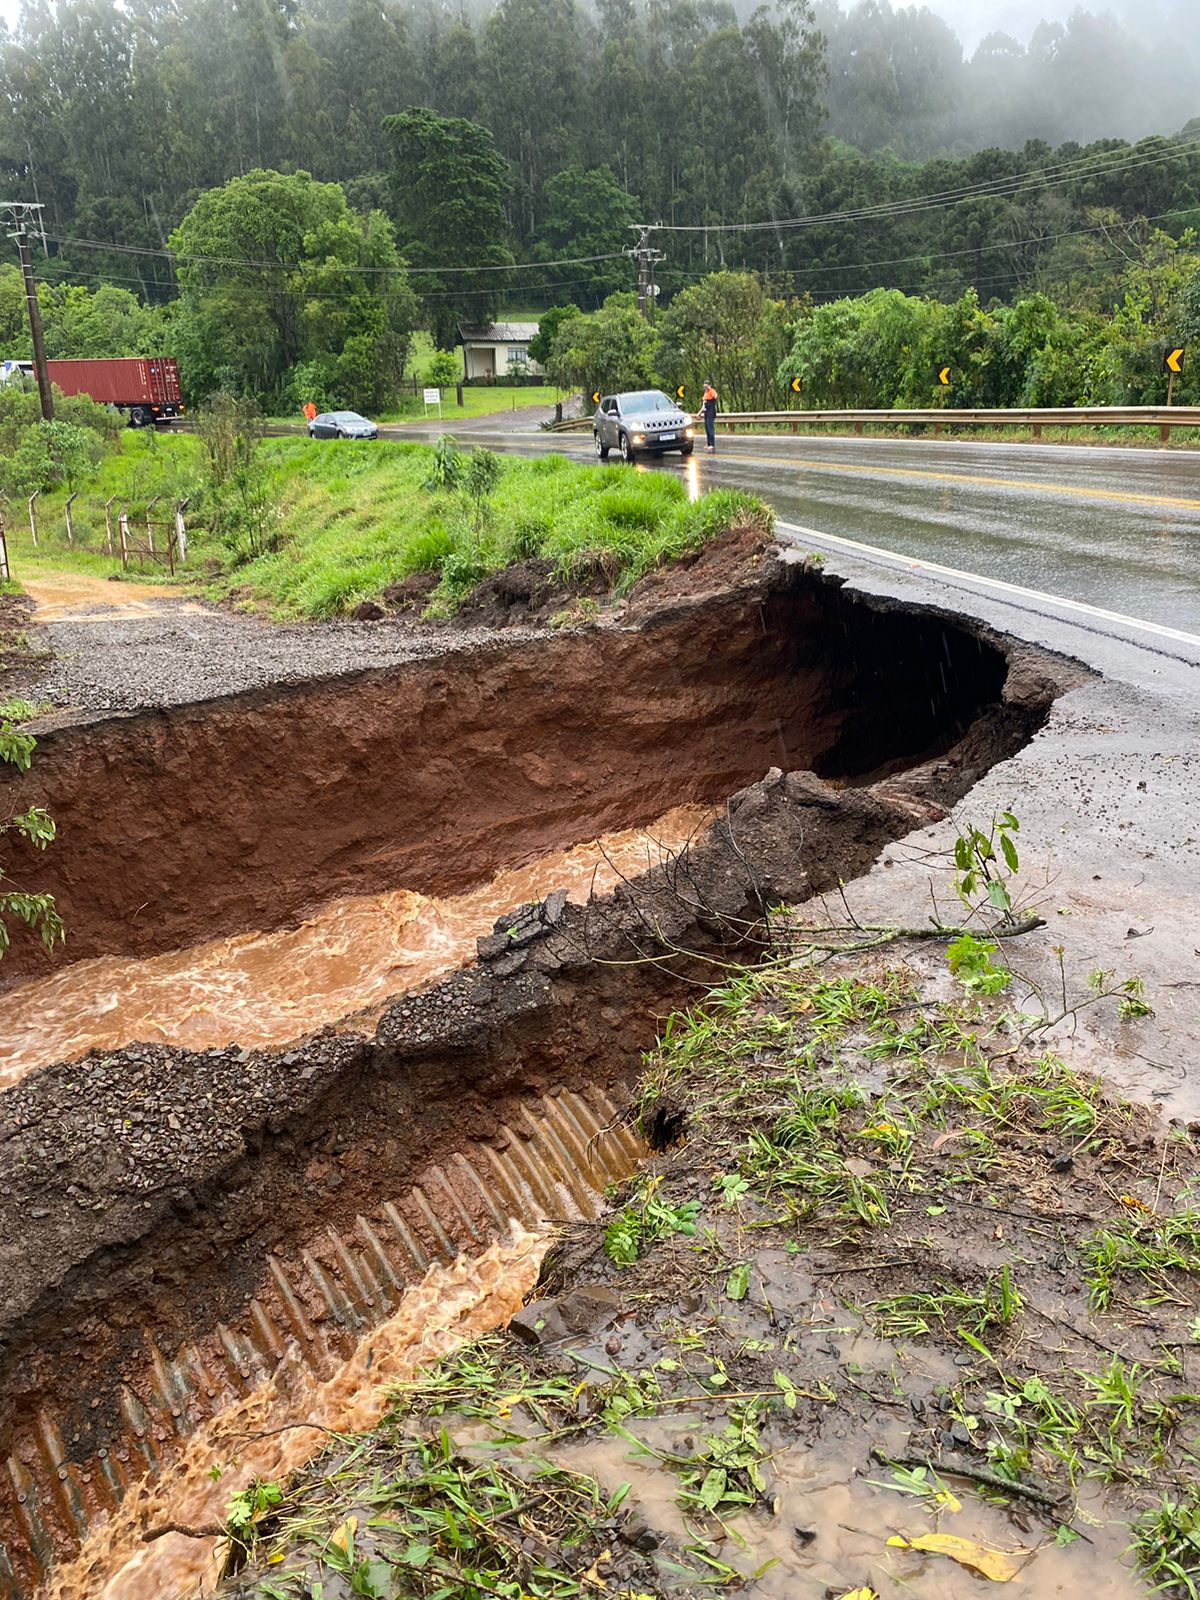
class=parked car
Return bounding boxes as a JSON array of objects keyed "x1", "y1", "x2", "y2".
[
  {"x1": 308, "y1": 410, "x2": 379, "y2": 439},
  {"x1": 593, "y1": 390, "x2": 694, "y2": 462}
]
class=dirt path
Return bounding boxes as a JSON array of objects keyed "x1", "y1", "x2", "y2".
[{"x1": 21, "y1": 571, "x2": 206, "y2": 625}]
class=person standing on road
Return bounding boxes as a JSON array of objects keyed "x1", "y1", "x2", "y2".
[
  {"x1": 302, "y1": 401, "x2": 317, "y2": 424},
  {"x1": 698, "y1": 380, "x2": 718, "y2": 452}
]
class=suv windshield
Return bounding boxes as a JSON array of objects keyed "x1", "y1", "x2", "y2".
[{"x1": 621, "y1": 391, "x2": 675, "y2": 412}]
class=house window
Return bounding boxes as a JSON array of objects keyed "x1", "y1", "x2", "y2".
[{"x1": 507, "y1": 345, "x2": 529, "y2": 369}]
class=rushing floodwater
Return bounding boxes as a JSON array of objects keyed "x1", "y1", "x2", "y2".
[
  {"x1": 40, "y1": 1229, "x2": 550, "y2": 1600},
  {"x1": 0, "y1": 805, "x2": 713, "y2": 1089}
]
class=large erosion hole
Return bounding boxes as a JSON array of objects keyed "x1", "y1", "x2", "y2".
[
  {"x1": 2, "y1": 563, "x2": 1017, "y2": 987},
  {"x1": 0, "y1": 556, "x2": 1077, "y2": 1596}
]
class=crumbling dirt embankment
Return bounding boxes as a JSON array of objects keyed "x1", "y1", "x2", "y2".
[
  {"x1": 1, "y1": 556, "x2": 1055, "y2": 988},
  {"x1": 0, "y1": 554, "x2": 1078, "y2": 1592}
]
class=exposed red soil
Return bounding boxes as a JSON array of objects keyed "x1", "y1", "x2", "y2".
[{"x1": 0, "y1": 555, "x2": 1051, "y2": 989}]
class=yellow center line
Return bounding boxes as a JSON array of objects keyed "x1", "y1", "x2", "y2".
[{"x1": 713, "y1": 449, "x2": 1200, "y2": 512}]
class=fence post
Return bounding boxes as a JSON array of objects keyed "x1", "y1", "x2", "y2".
[
  {"x1": 0, "y1": 507, "x2": 9, "y2": 583},
  {"x1": 145, "y1": 496, "x2": 159, "y2": 556},
  {"x1": 63, "y1": 491, "x2": 78, "y2": 546},
  {"x1": 27, "y1": 491, "x2": 39, "y2": 548},
  {"x1": 118, "y1": 508, "x2": 129, "y2": 569},
  {"x1": 103, "y1": 495, "x2": 118, "y2": 556},
  {"x1": 173, "y1": 499, "x2": 189, "y2": 569}
]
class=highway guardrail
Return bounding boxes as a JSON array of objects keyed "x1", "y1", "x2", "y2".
[{"x1": 549, "y1": 405, "x2": 1200, "y2": 441}]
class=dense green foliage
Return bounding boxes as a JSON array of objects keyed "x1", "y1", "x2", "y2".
[
  {"x1": 542, "y1": 226, "x2": 1200, "y2": 410},
  {"x1": 383, "y1": 108, "x2": 514, "y2": 347},
  {"x1": 0, "y1": 699, "x2": 63, "y2": 964},
  {"x1": 2, "y1": 0, "x2": 1198, "y2": 307},
  {"x1": 0, "y1": 384, "x2": 120, "y2": 496},
  {"x1": 167, "y1": 169, "x2": 417, "y2": 409}
]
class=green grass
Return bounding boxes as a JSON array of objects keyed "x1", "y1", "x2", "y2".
[
  {"x1": 0, "y1": 432, "x2": 768, "y2": 619},
  {"x1": 1082, "y1": 1208, "x2": 1200, "y2": 1312},
  {"x1": 381, "y1": 384, "x2": 563, "y2": 423}
]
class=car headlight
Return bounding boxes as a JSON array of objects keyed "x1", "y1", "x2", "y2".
[
  {"x1": 685, "y1": 427, "x2": 694, "y2": 438},
  {"x1": 633, "y1": 433, "x2": 645, "y2": 444}
]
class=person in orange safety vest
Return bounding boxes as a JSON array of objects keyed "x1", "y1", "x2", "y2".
[{"x1": 698, "y1": 380, "x2": 718, "y2": 452}]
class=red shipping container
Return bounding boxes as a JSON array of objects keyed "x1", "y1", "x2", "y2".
[{"x1": 43, "y1": 357, "x2": 183, "y2": 422}]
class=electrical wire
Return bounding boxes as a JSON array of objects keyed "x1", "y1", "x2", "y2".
[
  {"x1": 652, "y1": 134, "x2": 1200, "y2": 234},
  {"x1": 41, "y1": 233, "x2": 628, "y2": 275}
]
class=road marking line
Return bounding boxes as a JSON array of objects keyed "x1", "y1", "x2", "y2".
[
  {"x1": 775, "y1": 517, "x2": 1200, "y2": 651},
  {"x1": 722, "y1": 450, "x2": 1200, "y2": 511}
]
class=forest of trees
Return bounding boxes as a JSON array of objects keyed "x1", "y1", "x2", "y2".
[
  {"x1": 2, "y1": 0, "x2": 1198, "y2": 296},
  {"x1": 0, "y1": 0, "x2": 1197, "y2": 411}
]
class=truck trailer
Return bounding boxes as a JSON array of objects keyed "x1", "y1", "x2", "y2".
[{"x1": 0, "y1": 356, "x2": 184, "y2": 426}]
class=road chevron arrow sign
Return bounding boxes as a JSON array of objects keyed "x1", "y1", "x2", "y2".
[
  {"x1": 790, "y1": 375, "x2": 802, "y2": 393},
  {"x1": 938, "y1": 366, "x2": 952, "y2": 387},
  {"x1": 676, "y1": 384, "x2": 686, "y2": 399},
  {"x1": 591, "y1": 389, "x2": 601, "y2": 405},
  {"x1": 1165, "y1": 347, "x2": 1185, "y2": 374}
]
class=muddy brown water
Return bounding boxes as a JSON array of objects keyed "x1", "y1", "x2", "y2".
[
  {"x1": 0, "y1": 563, "x2": 1071, "y2": 1597},
  {"x1": 41, "y1": 1229, "x2": 550, "y2": 1600},
  {"x1": 0, "y1": 805, "x2": 711, "y2": 1087}
]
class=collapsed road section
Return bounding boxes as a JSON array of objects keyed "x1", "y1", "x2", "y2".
[{"x1": 0, "y1": 548, "x2": 1077, "y2": 1596}]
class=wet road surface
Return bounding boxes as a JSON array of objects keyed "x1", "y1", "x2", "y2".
[{"x1": 429, "y1": 419, "x2": 1200, "y2": 634}]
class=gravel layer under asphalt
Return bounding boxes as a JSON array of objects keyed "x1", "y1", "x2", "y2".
[{"x1": 25, "y1": 597, "x2": 539, "y2": 720}]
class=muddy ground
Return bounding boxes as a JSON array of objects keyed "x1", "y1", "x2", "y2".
[
  {"x1": 217, "y1": 927, "x2": 1195, "y2": 1599},
  {"x1": 0, "y1": 591, "x2": 45, "y2": 699}
]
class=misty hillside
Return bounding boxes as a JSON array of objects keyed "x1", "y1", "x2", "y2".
[{"x1": 0, "y1": 0, "x2": 1196, "y2": 314}]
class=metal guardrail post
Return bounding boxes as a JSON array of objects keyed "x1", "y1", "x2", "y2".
[
  {"x1": 27, "y1": 490, "x2": 38, "y2": 548},
  {"x1": 63, "y1": 491, "x2": 77, "y2": 547}
]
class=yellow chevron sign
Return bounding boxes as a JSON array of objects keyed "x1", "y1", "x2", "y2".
[
  {"x1": 591, "y1": 389, "x2": 601, "y2": 404},
  {"x1": 938, "y1": 366, "x2": 952, "y2": 387},
  {"x1": 790, "y1": 376, "x2": 802, "y2": 393},
  {"x1": 676, "y1": 384, "x2": 686, "y2": 399},
  {"x1": 1165, "y1": 347, "x2": 1185, "y2": 374}
]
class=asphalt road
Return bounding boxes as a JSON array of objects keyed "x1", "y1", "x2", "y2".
[{"x1": 423, "y1": 417, "x2": 1200, "y2": 636}]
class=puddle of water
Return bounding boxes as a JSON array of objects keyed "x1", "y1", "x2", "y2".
[
  {"x1": 560, "y1": 1426, "x2": 1144, "y2": 1599},
  {"x1": 0, "y1": 804, "x2": 712, "y2": 1088},
  {"x1": 39, "y1": 1227, "x2": 550, "y2": 1600}
]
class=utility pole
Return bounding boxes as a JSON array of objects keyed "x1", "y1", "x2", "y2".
[
  {"x1": 2, "y1": 201, "x2": 53, "y2": 421},
  {"x1": 626, "y1": 223, "x2": 665, "y2": 319}
]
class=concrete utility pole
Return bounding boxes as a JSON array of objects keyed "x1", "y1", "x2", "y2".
[
  {"x1": 627, "y1": 224, "x2": 665, "y2": 319},
  {"x1": 2, "y1": 201, "x2": 54, "y2": 421}
]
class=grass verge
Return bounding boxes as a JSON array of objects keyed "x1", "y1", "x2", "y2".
[{"x1": 1, "y1": 433, "x2": 769, "y2": 620}]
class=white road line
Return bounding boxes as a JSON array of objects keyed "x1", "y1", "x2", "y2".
[{"x1": 775, "y1": 517, "x2": 1200, "y2": 652}]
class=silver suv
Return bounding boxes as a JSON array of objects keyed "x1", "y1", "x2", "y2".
[{"x1": 593, "y1": 390, "x2": 695, "y2": 462}]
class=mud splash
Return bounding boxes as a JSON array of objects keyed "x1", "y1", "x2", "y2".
[
  {"x1": 0, "y1": 805, "x2": 710, "y2": 1087},
  {"x1": 40, "y1": 1229, "x2": 549, "y2": 1600}
]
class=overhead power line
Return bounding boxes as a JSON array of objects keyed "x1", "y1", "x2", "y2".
[
  {"x1": 42, "y1": 233, "x2": 627, "y2": 275},
  {"x1": 652, "y1": 134, "x2": 1200, "y2": 235}
]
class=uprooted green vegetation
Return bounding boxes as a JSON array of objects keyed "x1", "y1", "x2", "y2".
[
  {"x1": 217, "y1": 937, "x2": 1199, "y2": 1600},
  {"x1": 0, "y1": 429, "x2": 769, "y2": 619}
]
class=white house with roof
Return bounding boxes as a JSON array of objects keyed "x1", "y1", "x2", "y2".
[{"x1": 456, "y1": 321, "x2": 543, "y2": 380}]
